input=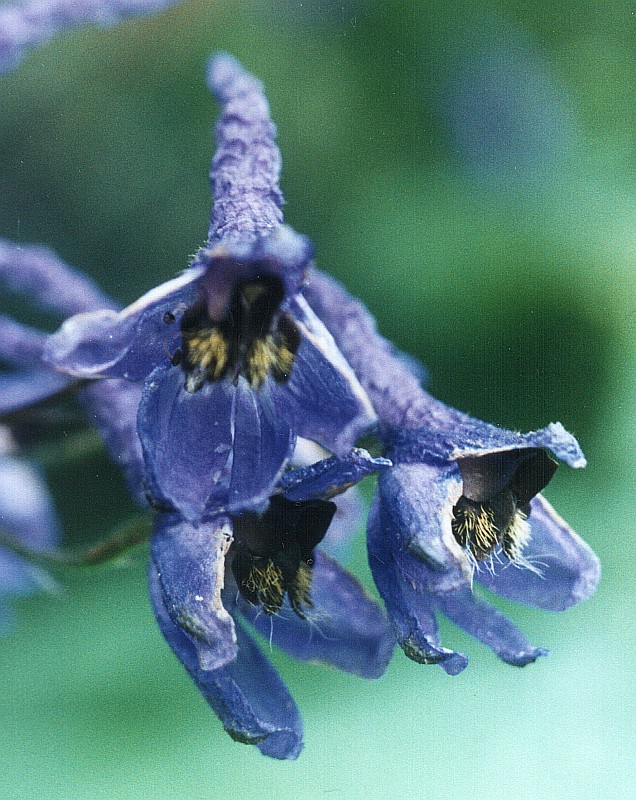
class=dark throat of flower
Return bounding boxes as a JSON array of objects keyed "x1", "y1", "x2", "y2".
[
  {"x1": 175, "y1": 275, "x2": 301, "y2": 392},
  {"x1": 451, "y1": 448, "x2": 557, "y2": 563},
  {"x1": 231, "y1": 495, "x2": 336, "y2": 618}
]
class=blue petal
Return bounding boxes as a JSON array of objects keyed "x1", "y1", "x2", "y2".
[
  {"x1": 376, "y1": 463, "x2": 470, "y2": 594},
  {"x1": 320, "y1": 486, "x2": 364, "y2": 556},
  {"x1": 435, "y1": 587, "x2": 548, "y2": 667},
  {"x1": 44, "y1": 266, "x2": 204, "y2": 380},
  {"x1": 278, "y1": 448, "x2": 391, "y2": 502},
  {"x1": 0, "y1": 371, "x2": 71, "y2": 415},
  {"x1": 390, "y1": 419, "x2": 586, "y2": 470},
  {"x1": 368, "y1": 494, "x2": 468, "y2": 675},
  {"x1": 150, "y1": 565, "x2": 303, "y2": 760},
  {"x1": 137, "y1": 364, "x2": 234, "y2": 520},
  {"x1": 238, "y1": 551, "x2": 395, "y2": 679},
  {"x1": 138, "y1": 367, "x2": 295, "y2": 520},
  {"x1": 151, "y1": 513, "x2": 237, "y2": 671},
  {"x1": 477, "y1": 495, "x2": 601, "y2": 611},
  {"x1": 225, "y1": 380, "x2": 295, "y2": 515},
  {"x1": 271, "y1": 296, "x2": 376, "y2": 455}
]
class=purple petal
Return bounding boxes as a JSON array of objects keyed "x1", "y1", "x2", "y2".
[
  {"x1": 151, "y1": 513, "x2": 237, "y2": 671},
  {"x1": 239, "y1": 551, "x2": 395, "y2": 679},
  {"x1": 225, "y1": 381, "x2": 295, "y2": 515},
  {"x1": 0, "y1": 371, "x2": 71, "y2": 415},
  {"x1": 0, "y1": 456, "x2": 60, "y2": 595},
  {"x1": 435, "y1": 587, "x2": 548, "y2": 667},
  {"x1": 0, "y1": 0, "x2": 183, "y2": 74},
  {"x1": 320, "y1": 486, "x2": 365, "y2": 556},
  {"x1": 278, "y1": 448, "x2": 391, "y2": 502},
  {"x1": 272, "y1": 296, "x2": 376, "y2": 455},
  {"x1": 137, "y1": 364, "x2": 234, "y2": 520},
  {"x1": 44, "y1": 266, "x2": 204, "y2": 380},
  {"x1": 0, "y1": 316, "x2": 50, "y2": 367},
  {"x1": 477, "y1": 494, "x2": 601, "y2": 611},
  {"x1": 0, "y1": 240, "x2": 116, "y2": 314},
  {"x1": 79, "y1": 379, "x2": 146, "y2": 504},
  {"x1": 206, "y1": 53, "x2": 284, "y2": 242},
  {"x1": 376, "y1": 463, "x2": 470, "y2": 594},
  {"x1": 150, "y1": 565, "x2": 303, "y2": 760},
  {"x1": 368, "y1": 494, "x2": 468, "y2": 675}
]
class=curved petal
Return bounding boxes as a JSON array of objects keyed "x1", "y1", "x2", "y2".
[
  {"x1": 278, "y1": 448, "x2": 391, "y2": 502},
  {"x1": 238, "y1": 551, "x2": 395, "y2": 679},
  {"x1": 272, "y1": 296, "x2": 376, "y2": 455},
  {"x1": 435, "y1": 587, "x2": 548, "y2": 667},
  {"x1": 138, "y1": 367, "x2": 295, "y2": 521},
  {"x1": 44, "y1": 266, "x2": 204, "y2": 380},
  {"x1": 0, "y1": 371, "x2": 71, "y2": 415},
  {"x1": 0, "y1": 456, "x2": 60, "y2": 595},
  {"x1": 137, "y1": 364, "x2": 234, "y2": 520},
  {"x1": 224, "y1": 380, "x2": 295, "y2": 516},
  {"x1": 320, "y1": 486, "x2": 365, "y2": 556},
  {"x1": 390, "y1": 419, "x2": 586, "y2": 470},
  {"x1": 368, "y1": 494, "x2": 468, "y2": 675},
  {"x1": 376, "y1": 463, "x2": 470, "y2": 594},
  {"x1": 150, "y1": 565, "x2": 303, "y2": 760},
  {"x1": 477, "y1": 494, "x2": 601, "y2": 611},
  {"x1": 151, "y1": 513, "x2": 236, "y2": 671}
]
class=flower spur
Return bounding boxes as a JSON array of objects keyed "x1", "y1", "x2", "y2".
[
  {"x1": 45, "y1": 53, "x2": 376, "y2": 524},
  {"x1": 304, "y1": 270, "x2": 600, "y2": 673}
]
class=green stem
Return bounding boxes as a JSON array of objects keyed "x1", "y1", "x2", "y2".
[{"x1": 0, "y1": 512, "x2": 153, "y2": 568}]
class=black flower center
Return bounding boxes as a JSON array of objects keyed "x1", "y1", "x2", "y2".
[
  {"x1": 231, "y1": 495, "x2": 336, "y2": 618},
  {"x1": 451, "y1": 448, "x2": 557, "y2": 562},
  {"x1": 177, "y1": 275, "x2": 301, "y2": 392}
]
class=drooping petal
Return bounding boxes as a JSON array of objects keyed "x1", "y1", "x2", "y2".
[
  {"x1": 137, "y1": 364, "x2": 234, "y2": 519},
  {"x1": 0, "y1": 240, "x2": 116, "y2": 314},
  {"x1": 271, "y1": 296, "x2": 376, "y2": 455},
  {"x1": 368, "y1": 494, "x2": 468, "y2": 675},
  {"x1": 376, "y1": 463, "x2": 469, "y2": 594},
  {"x1": 278, "y1": 448, "x2": 391, "y2": 502},
  {"x1": 224, "y1": 380, "x2": 295, "y2": 515},
  {"x1": 476, "y1": 494, "x2": 601, "y2": 611},
  {"x1": 238, "y1": 551, "x2": 395, "y2": 679},
  {"x1": 149, "y1": 565, "x2": 303, "y2": 760},
  {"x1": 151, "y1": 513, "x2": 236, "y2": 671},
  {"x1": 0, "y1": 371, "x2": 71, "y2": 416},
  {"x1": 44, "y1": 266, "x2": 204, "y2": 380},
  {"x1": 0, "y1": 456, "x2": 59, "y2": 595},
  {"x1": 435, "y1": 587, "x2": 548, "y2": 667}
]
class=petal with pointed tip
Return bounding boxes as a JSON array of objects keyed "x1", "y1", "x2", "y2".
[{"x1": 150, "y1": 565, "x2": 303, "y2": 760}]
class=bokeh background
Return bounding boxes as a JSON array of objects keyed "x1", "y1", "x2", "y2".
[{"x1": 0, "y1": 1, "x2": 634, "y2": 798}]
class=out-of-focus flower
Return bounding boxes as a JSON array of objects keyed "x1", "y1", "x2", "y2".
[
  {"x1": 0, "y1": 447, "x2": 61, "y2": 633},
  {"x1": 45, "y1": 53, "x2": 376, "y2": 523},
  {"x1": 304, "y1": 270, "x2": 600, "y2": 673},
  {"x1": 0, "y1": 0, "x2": 183, "y2": 73}
]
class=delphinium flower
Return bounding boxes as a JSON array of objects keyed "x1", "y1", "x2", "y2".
[
  {"x1": 304, "y1": 270, "x2": 600, "y2": 673},
  {"x1": 45, "y1": 53, "x2": 376, "y2": 526},
  {"x1": 0, "y1": 0, "x2": 183, "y2": 73},
  {"x1": 0, "y1": 240, "x2": 394, "y2": 759}
]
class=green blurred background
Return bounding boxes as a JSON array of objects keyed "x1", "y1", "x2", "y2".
[{"x1": 0, "y1": 1, "x2": 634, "y2": 798}]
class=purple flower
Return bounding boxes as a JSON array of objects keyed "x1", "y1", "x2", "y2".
[
  {"x1": 0, "y1": 0, "x2": 183, "y2": 73},
  {"x1": 304, "y1": 270, "x2": 600, "y2": 673},
  {"x1": 45, "y1": 54, "x2": 376, "y2": 524},
  {"x1": 1, "y1": 240, "x2": 393, "y2": 758},
  {"x1": 150, "y1": 448, "x2": 394, "y2": 760},
  {"x1": 0, "y1": 451, "x2": 61, "y2": 633}
]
